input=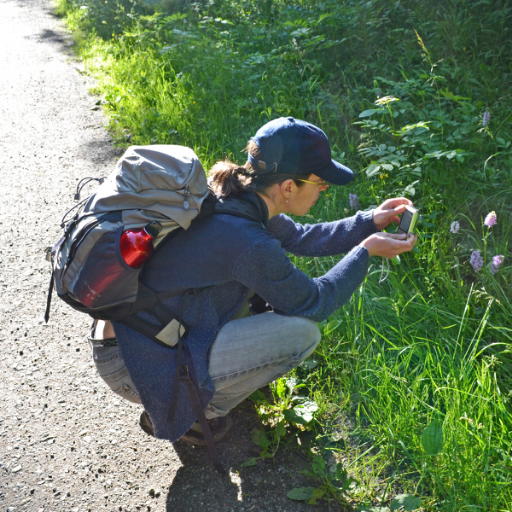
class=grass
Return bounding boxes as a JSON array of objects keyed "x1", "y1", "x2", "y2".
[{"x1": 55, "y1": 0, "x2": 512, "y2": 509}]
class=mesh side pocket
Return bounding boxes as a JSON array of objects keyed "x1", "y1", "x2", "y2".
[{"x1": 72, "y1": 226, "x2": 140, "y2": 310}]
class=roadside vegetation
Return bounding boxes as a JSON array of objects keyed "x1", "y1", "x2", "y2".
[{"x1": 55, "y1": 0, "x2": 512, "y2": 509}]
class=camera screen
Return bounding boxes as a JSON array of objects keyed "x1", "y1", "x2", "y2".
[{"x1": 400, "y1": 212, "x2": 412, "y2": 232}]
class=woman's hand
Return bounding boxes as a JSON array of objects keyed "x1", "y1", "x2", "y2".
[
  {"x1": 373, "y1": 197, "x2": 413, "y2": 230},
  {"x1": 359, "y1": 232, "x2": 418, "y2": 258}
]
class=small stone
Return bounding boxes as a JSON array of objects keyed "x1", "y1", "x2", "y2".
[
  {"x1": 148, "y1": 488, "x2": 155, "y2": 497},
  {"x1": 12, "y1": 465, "x2": 22, "y2": 473}
]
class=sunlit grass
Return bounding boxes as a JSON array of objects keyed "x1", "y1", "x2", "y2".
[{"x1": 55, "y1": 0, "x2": 512, "y2": 508}]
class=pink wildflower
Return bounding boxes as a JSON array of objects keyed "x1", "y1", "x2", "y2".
[
  {"x1": 450, "y1": 221, "x2": 460, "y2": 234},
  {"x1": 349, "y1": 194, "x2": 359, "y2": 211},
  {"x1": 484, "y1": 211, "x2": 497, "y2": 227},
  {"x1": 470, "y1": 250, "x2": 484, "y2": 272},
  {"x1": 491, "y1": 255, "x2": 504, "y2": 275}
]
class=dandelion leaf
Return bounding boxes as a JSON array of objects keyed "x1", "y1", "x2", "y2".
[{"x1": 287, "y1": 487, "x2": 315, "y2": 501}]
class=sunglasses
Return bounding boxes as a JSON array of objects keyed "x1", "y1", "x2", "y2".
[{"x1": 296, "y1": 178, "x2": 330, "y2": 189}]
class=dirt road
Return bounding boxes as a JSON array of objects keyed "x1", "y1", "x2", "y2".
[{"x1": 0, "y1": 1, "x2": 334, "y2": 511}]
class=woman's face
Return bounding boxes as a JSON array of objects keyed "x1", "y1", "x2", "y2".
[{"x1": 287, "y1": 174, "x2": 330, "y2": 216}]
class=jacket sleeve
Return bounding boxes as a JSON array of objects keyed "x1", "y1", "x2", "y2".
[
  {"x1": 267, "y1": 210, "x2": 378, "y2": 257},
  {"x1": 231, "y1": 237, "x2": 370, "y2": 322}
]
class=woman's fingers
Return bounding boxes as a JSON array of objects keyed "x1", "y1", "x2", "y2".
[
  {"x1": 373, "y1": 198, "x2": 414, "y2": 229},
  {"x1": 359, "y1": 232, "x2": 417, "y2": 258},
  {"x1": 378, "y1": 197, "x2": 412, "y2": 211}
]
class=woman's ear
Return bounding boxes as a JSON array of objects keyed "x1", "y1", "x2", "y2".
[{"x1": 280, "y1": 179, "x2": 294, "y2": 199}]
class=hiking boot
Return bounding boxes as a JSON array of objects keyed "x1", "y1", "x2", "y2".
[
  {"x1": 180, "y1": 416, "x2": 233, "y2": 447},
  {"x1": 139, "y1": 410, "x2": 155, "y2": 437}
]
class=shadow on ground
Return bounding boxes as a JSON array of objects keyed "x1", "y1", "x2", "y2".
[{"x1": 162, "y1": 401, "x2": 340, "y2": 512}]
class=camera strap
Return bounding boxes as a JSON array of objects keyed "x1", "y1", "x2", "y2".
[{"x1": 379, "y1": 258, "x2": 390, "y2": 283}]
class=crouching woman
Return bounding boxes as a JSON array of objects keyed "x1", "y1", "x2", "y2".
[{"x1": 89, "y1": 117, "x2": 417, "y2": 457}]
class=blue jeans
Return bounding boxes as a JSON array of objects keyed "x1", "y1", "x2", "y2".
[{"x1": 91, "y1": 313, "x2": 321, "y2": 417}]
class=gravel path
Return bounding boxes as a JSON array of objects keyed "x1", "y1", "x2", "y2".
[{"x1": 0, "y1": 1, "x2": 338, "y2": 511}]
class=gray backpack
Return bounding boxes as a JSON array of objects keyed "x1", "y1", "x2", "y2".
[
  {"x1": 46, "y1": 145, "x2": 210, "y2": 333},
  {"x1": 46, "y1": 143, "x2": 262, "y2": 341}
]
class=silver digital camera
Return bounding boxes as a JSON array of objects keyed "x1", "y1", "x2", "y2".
[{"x1": 398, "y1": 205, "x2": 419, "y2": 237}]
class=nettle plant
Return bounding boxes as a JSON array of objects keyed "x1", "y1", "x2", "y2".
[
  {"x1": 354, "y1": 33, "x2": 492, "y2": 204},
  {"x1": 355, "y1": 78, "x2": 471, "y2": 201}
]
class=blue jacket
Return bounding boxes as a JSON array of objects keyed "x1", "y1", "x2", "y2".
[{"x1": 114, "y1": 192, "x2": 378, "y2": 441}]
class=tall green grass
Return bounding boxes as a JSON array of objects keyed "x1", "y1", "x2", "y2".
[{"x1": 56, "y1": 0, "x2": 512, "y2": 509}]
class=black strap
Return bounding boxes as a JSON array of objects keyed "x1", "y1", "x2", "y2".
[
  {"x1": 44, "y1": 270, "x2": 54, "y2": 324},
  {"x1": 167, "y1": 334, "x2": 183, "y2": 423},
  {"x1": 180, "y1": 364, "x2": 225, "y2": 474}
]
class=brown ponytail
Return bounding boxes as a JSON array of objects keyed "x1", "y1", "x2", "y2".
[{"x1": 208, "y1": 140, "x2": 310, "y2": 198}]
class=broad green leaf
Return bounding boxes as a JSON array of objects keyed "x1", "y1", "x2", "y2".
[
  {"x1": 252, "y1": 429, "x2": 269, "y2": 450},
  {"x1": 284, "y1": 377, "x2": 298, "y2": 393},
  {"x1": 283, "y1": 399, "x2": 318, "y2": 424},
  {"x1": 390, "y1": 494, "x2": 422, "y2": 511},
  {"x1": 359, "y1": 109, "x2": 379, "y2": 118},
  {"x1": 287, "y1": 487, "x2": 315, "y2": 501},
  {"x1": 301, "y1": 359, "x2": 317, "y2": 371},
  {"x1": 308, "y1": 487, "x2": 326, "y2": 505},
  {"x1": 421, "y1": 419, "x2": 444, "y2": 455},
  {"x1": 240, "y1": 457, "x2": 257, "y2": 468},
  {"x1": 366, "y1": 164, "x2": 382, "y2": 177}
]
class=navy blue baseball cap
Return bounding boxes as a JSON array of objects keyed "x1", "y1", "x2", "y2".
[{"x1": 247, "y1": 117, "x2": 354, "y2": 186}]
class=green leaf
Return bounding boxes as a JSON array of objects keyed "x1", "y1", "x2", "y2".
[
  {"x1": 439, "y1": 89, "x2": 470, "y2": 103},
  {"x1": 287, "y1": 487, "x2": 315, "y2": 501},
  {"x1": 359, "y1": 109, "x2": 379, "y2": 118},
  {"x1": 283, "y1": 399, "x2": 318, "y2": 424},
  {"x1": 252, "y1": 429, "x2": 270, "y2": 450},
  {"x1": 248, "y1": 389, "x2": 267, "y2": 404},
  {"x1": 275, "y1": 420, "x2": 286, "y2": 438},
  {"x1": 366, "y1": 164, "x2": 382, "y2": 177},
  {"x1": 311, "y1": 455, "x2": 326, "y2": 475},
  {"x1": 308, "y1": 487, "x2": 326, "y2": 505},
  {"x1": 275, "y1": 378, "x2": 288, "y2": 400},
  {"x1": 240, "y1": 457, "x2": 257, "y2": 468},
  {"x1": 421, "y1": 419, "x2": 444, "y2": 455},
  {"x1": 300, "y1": 359, "x2": 317, "y2": 371},
  {"x1": 284, "y1": 377, "x2": 298, "y2": 393},
  {"x1": 390, "y1": 494, "x2": 422, "y2": 511}
]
